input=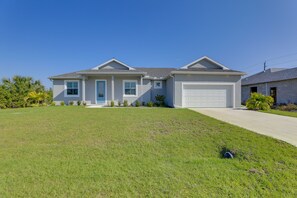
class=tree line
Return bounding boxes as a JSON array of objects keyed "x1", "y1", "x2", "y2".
[{"x1": 0, "y1": 76, "x2": 52, "y2": 109}]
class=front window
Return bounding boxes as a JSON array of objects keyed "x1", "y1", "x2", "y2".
[
  {"x1": 123, "y1": 80, "x2": 137, "y2": 96},
  {"x1": 65, "y1": 81, "x2": 79, "y2": 97},
  {"x1": 270, "y1": 87, "x2": 277, "y2": 104},
  {"x1": 154, "y1": 81, "x2": 162, "y2": 89},
  {"x1": 250, "y1": 87, "x2": 257, "y2": 94}
]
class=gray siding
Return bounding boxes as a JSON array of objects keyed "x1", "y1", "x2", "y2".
[
  {"x1": 166, "y1": 77, "x2": 174, "y2": 107},
  {"x1": 151, "y1": 80, "x2": 167, "y2": 103},
  {"x1": 114, "y1": 76, "x2": 140, "y2": 104},
  {"x1": 53, "y1": 79, "x2": 82, "y2": 104},
  {"x1": 242, "y1": 79, "x2": 297, "y2": 104},
  {"x1": 85, "y1": 76, "x2": 112, "y2": 104},
  {"x1": 141, "y1": 79, "x2": 151, "y2": 104},
  {"x1": 189, "y1": 59, "x2": 221, "y2": 69},
  {"x1": 101, "y1": 61, "x2": 129, "y2": 70},
  {"x1": 85, "y1": 75, "x2": 142, "y2": 105},
  {"x1": 174, "y1": 74, "x2": 242, "y2": 108}
]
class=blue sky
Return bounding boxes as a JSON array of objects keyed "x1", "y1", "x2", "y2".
[{"x1": 1, "y1": 0, "x2": 297, "y2": 88}]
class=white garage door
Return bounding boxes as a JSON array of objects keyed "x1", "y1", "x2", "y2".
[{"x1": 183, "y1": 84, "x2": 233, "y2": 108}]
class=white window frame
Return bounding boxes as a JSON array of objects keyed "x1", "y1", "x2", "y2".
[
  {"x1": 64, "y1": 80, "x2": 80, "y2": 97},
  {"x1": 154, "y1": 81, "x2": 162, "y2": 89},
  {"x1": 123, "y1": 80, "x2": 138, "y2": 97}
]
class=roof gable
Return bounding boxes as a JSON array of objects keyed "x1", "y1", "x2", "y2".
[
  {"x1": 180, "y1": 56, "x2": 229, "y2": 70},
  {"x1": 92, "y1": 59, "x2": 135, "y2": 70}
]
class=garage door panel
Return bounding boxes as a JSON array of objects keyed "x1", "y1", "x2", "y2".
[{"x1": 183, "y1": 84, "x2": 233, "y2": 108}]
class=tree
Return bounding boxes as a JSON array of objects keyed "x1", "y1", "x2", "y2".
[{"x1": 0, "y1": 75, "x2": 50, "y2": 108}]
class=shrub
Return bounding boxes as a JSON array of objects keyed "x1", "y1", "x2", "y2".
[
  {"x1": 155, "y1": 94, "x2": 166, "y2": 107},
  {"x1": 246, "y1": 93, "x2": 274, "y2": 111},
  {"x1": 123, "y1": 100, "x2": 128, "y2": 107},
  {"x1": 118, "y1": 101, "x2": 121, "y2": 107},
  {"x1": 147, "y1": 101, "x2": 154, "y2": 107},
  {"x1": 60, "y1": 101, "x2": 65, "y2": 106},
  {"x1": 111, "y1": 101, "x2": 114, "y2": 107},
  {"x1": 50, "y1": 102, "x2": 56, "y2": 106},
  {"x1": 83, "y1": 102, "x2": 87, "y2": 106},
  {"x1": 31, "y1": 103, "x2": 40, "y2": 107},
  {"x1": 135, "y1": 100, "x2": 140, "y2": 107},
  {"x1": 77, "y1": 101, "x2": 81, "y2": 106},
  {"x1": 277, "y1": 103, "x2": 297, "y2": 111},
  {"x1": 0, "y1": 104, "x2": 6, "y2": 109},
  {"x1": 69, "y1": 101, "x2": 74, "y2": 106}
]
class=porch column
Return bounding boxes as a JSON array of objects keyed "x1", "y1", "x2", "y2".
[
  {"x1": 82, "y1": 77, "x2": 86, "y2": 102},
  {"x1": 111, "y1": 75, "x2": 114, "y2": 101},
  {"x1": 140, "y1": 76, "x2": 143, "y2": 102}
]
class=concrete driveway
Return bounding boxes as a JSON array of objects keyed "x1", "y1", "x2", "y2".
[{"x1": 190, "y1": 108, "x2": 297, "y2": 147}]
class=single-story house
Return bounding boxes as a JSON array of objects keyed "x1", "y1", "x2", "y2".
[
  {"x1": 242, "y1": 67, "x2": 297, "y2": 104},
  {"x1": 49, "y1": 56, "x2": 244, "y2": 108}
]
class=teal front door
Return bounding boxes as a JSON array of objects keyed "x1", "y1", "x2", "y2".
[{"x1": 96, "y1": 80, "x2": 106, "y2": 104}]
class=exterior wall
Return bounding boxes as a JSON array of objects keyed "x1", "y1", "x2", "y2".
[
  {"x1": 85, "y1": 76, "x2": 112, "y2": 104},
  {"x1": 166, "y1": 77, "x2": 174, "y2": 107},
  {"x1": 242, "y1": 79, "x2": 297, "y2": 104},
  {"x1": 85, "y1": 75, "x2": 142, "y2": 105},
  {"x1": 174, "y1": 74, "x2": 242, "y2": 108},
  {"x1": 53, "y1": 75, "x2": 154, "y2": 106},
  {"x1": 151, "y1": 80, "x2": 167, "y2": 103},
  {"x1": 114, "y1": 75, "x2": 141, "y2": 104},
  {"x1": 141, "y1": 79, "x2": 151, "y2": 104},
  {"x1": 53, "y1": 79, "x2": 82, "y2": 104}
]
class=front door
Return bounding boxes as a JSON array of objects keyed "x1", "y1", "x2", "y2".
[
  {"x1": 96, "y1": 80, "x2": 106, "y2": 104},
  {"x1": 270, "y1": 87, "x2": 277, "y2": 104}
]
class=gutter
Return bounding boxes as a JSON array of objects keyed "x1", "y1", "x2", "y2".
[
  {"x1": 48, "y1": 77, "x2": 83, "y2": 80},
  {"x1": 76, "y1": 71, "x2": 147, "y2": 75},
  {"x1": 171, "y1": 71, "x2": 246, "y2": 75}
]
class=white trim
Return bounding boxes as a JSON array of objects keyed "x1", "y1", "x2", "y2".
[
  {"x1": 111, "y1": 76, "x2": 114, "y2": 101},
  {"x1": 95, "y1": 79, "x2": 107, "y2": 105},
  {"x1": 171, "y1": 71, "x2": 244, "y2": 75},
  {"x1": 82, "y1": 78, "x2": 86, "y2": 101},
  {"x1": 92, "y1": 58, "x2": 136, "y2": 70},
  {"x1": 153, "y1": 81, "x2": 162, "y2": 89},
  {"x1": 64, "y1": 80, "x2": 80, "y2": 97},
  {"x1": 123, "y1": 80, "x2": 138, "y2": 97},
  {"x1": 140, "y1": 76, "x2": 143, "y2": 102},
  {"x1": 180, "y1": 56, "x2": 230, "y2": 70},
  {"x1": 181, "y1": 82, "x2": 235, "y2": 108}
]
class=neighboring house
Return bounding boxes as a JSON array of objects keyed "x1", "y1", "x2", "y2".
[
  {"x1": 242, "y1": 67, "x2": 297, "y2": 104},
  {"x1": 49, "y1": 56, "x2": 244, "y2": 108}
]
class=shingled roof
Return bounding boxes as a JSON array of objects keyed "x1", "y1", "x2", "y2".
[
  {"x1": 242, "y1": 67, "x2": 297, "y2": 85},
  {"x1": 49, "y1": 57, "x2": 244, "y2": 80}
]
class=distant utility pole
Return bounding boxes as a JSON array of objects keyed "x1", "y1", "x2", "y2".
[{"x1": 264, "y1": 61, "x2": 267, "y2": 71}]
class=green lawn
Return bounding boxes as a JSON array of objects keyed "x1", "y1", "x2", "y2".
[
  {"x1": 0, "y1": 107, "x2": 296, "y2": 197},
  {"x1": 260, "y1": 109, "x2": 297, "y2": 118}
]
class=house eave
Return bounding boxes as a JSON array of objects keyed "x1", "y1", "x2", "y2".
[
  {"x1": 48, "y1": 77, "x2": 83, "y2": 80},
  {"x1": 76, "y1": 72, "x2": 147, "y2": 75},
  {"x1": 171, "y1": 71, "x2": 245, "y2": 75},
  {"x1": 242, "y1": 77, "x2": 297, "y2": 86}
]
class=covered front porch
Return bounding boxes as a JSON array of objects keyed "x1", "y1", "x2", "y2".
[{"x1": 80, "y1": 74, "x2": 147, "y2": 106}]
